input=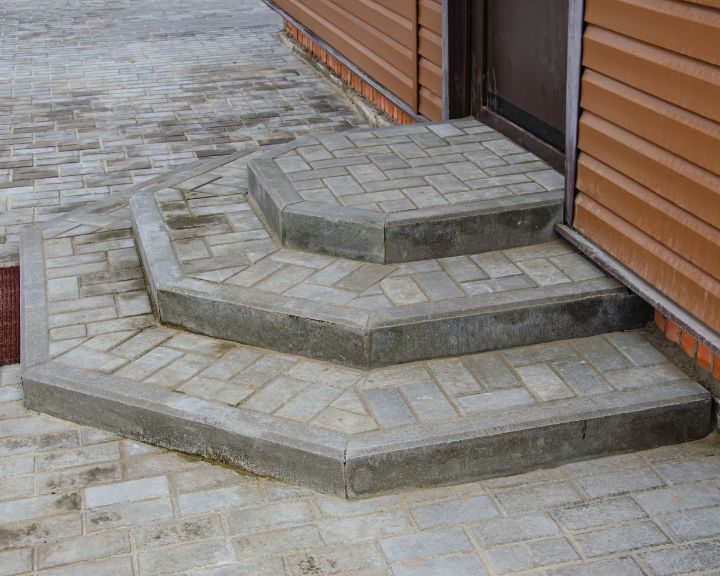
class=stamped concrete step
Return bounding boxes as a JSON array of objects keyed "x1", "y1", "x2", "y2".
[
  {"x1": 247, "y1": 119, "x2": 564, "y2": 263},
  {"x1": 20, "y1": 195, "x2": 713, "y2": 496},
  {"x1": 129, "y1": 147, "x2": 650, "y2": 369}
]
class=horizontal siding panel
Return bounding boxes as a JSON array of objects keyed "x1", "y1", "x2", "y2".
[
  {"x1": 577, "y1": 154, "x2": 720, "y2": 282},
  {"x1": 418, "y1": 26, "x2": 442, "y2": 67},
  {"x1": 274, "y1": 0, "x2": 414, "y2": 103},
  {"x1": 372, "y1": 0, "x2": 414, "y2": 18},
  {"x1": 583, "y1": 25, "x2": 720, "y2": 122},
  {"x1": 581, "y1": 70, "x2": 720, "y2": 175},
  {"x1": 328, "y1": 0, "x2": 413, "y2": 46},
  {"x1": 684, "y1": 0, "x2": 720, "y2": 9},
  {"x1": 419, "y1": 58, "x2": 442, "y2": 97},
  {"x1": 419, "y1": 0, "x2": 442, "y2": 33},
  {"x1": 419, "y1": 86, "x2": 442, "y2": 120},
  {"x1": 585, "y1": 0, "x2": 720, "y2": 66},
  {"x1": 578, "y1": 112, "x2": 720, "y2": 229},
  {"x1": 575, "y1": 195, "x2": 720, "y2": 332}
]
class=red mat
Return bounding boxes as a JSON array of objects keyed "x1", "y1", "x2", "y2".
[{"x1": 0, "y1": 266, "x2": 20, "y2": 366}]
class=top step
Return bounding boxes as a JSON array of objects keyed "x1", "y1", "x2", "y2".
[{"x1": 248, "y1": 119, "x2": 564, "y2": 263}]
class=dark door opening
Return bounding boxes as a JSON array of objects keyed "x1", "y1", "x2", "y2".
[{"x1": 449, "y1": 0, "x2": 569, "y2": 171}]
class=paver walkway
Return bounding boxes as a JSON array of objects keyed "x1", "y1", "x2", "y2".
[
  {"x1": 0, "y1": 0, "x2": 360, "y2": 265},
  {"x1": 2, "y1": 0, "x2": 720, "y2": 574}
]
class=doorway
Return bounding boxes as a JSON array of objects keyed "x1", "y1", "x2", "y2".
[{"x1": 452, "y1": 0, "x2": 569, "y2": 171}]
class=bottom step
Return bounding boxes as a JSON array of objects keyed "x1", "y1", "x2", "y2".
[{"x1": 23, "y1": 331, "x2": 712, "y2": 497}]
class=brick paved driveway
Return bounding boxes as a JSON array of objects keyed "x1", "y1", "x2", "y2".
[
  {"x1": 1, "y1": 1, "x2": 719, "y2": 575},
  {"x1": 0, "y1": 0, "x2": 359, "y2": 265}
]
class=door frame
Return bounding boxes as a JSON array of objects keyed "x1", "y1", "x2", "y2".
[{"x1": 443, "y1": 0, "x2": 568, "y2": 173}]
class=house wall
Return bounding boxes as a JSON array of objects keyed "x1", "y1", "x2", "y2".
[
  {"x1": 573, "y1": 0, "x2": 720, "y2": 333},
  {"x1": 269, "y1": 0, "x2": 444, "y2": 120}
]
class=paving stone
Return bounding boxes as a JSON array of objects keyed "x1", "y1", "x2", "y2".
[
  {"x1": 133, "y1": 516, "x2": 224, "y2": 549},
  {"x1": 659, "y1": 505, "x2": 720, "y2": 541},
  {"x1": 392, "y1": 554, "x2": 488, "y2": 576},
  {"x1": 483, "y1": 537, "x2": 579, "y2": 574},
  {"x1": 226, "y1": 501, "x2": 314, "y2": 534},
  {"x1": 555, "y1": 497, "x2": 647, "y2": 531},
  {"x1": 411, "y1": 495, "x2": 498, "y2": 528},
  {"x1": 320, "y1": 511, "x2": 413, "y2": 544},
  {"x1": 233, "y1": 526, "x2": 324, "y2": 561},
  {"x1": 0, "y1": 548, "x2": 32, "y2": 576},
  {"x1": 634, "y1": 484, "x2": 720, "y2": 515},
  {"x1": 573, "y1": 521, "x2": 669, "y2": 557},
  {"x1": 84, "y1": 476, "x2": 169, "y2": 509},
  {"x1": 469, "y1": 513, "x2": 560, "y2": 546},
  {"x1": 178, "y1": 484, "x2": 263, "y2": 516},
  {"x1": 380, "y1": 528, "x2": 473, "y2": 564},
  {"x1": 36, "y1": 530, "x2": 131, "y2": 570},
  {"x1": 638, "y1": 540, "x2": 720, "y2": 576},
  {"x1": 494, "y1": 482, "x2": 582, "y2": 514},
  {"x1": 547, "y1": 557, "x2": 645, "y2": 576},
  {"x1": 138, "y1": 540, "x2": 232, "y2": 576},
  {"x1": 576, "y1": 468, "x2": 665, "y2": 499},
  {"x1": 516, "y1": 364, "x2": 574, "y2": 401},
  {"x1": 286, "y1": 544, "x2": 385, "y2": 576}
]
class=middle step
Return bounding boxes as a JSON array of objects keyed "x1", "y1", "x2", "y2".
[{"x1": 130, "y1": 148, "x2": 651, "y2": 369}]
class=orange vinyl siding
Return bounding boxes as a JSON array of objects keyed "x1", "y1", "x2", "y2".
[
  {"x1": 272, "y1": 0, "x2": 443, "y2": 120},
  {"x1": 574, "y1": 0, "x2": 720, "y2": 332}
]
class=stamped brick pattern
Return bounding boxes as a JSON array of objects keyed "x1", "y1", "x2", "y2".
[{"x1": 2, "y1": 362, "x2": 720, "y2": 575}]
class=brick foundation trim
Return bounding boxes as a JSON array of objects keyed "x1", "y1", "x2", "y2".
[
  {"x1": 656, "y1": 310, "x2": 720, "y2": 385},
  {"x1": 0, "y1": 265, "x2": 20, "y2": 366},
  {"x1": 283, "y1": 20, "x2": 417, "y2": 126}
]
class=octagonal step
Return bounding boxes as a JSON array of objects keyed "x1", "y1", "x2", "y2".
[{"x1": 248, "y1": 119, "x2": 564, "y2": 263}]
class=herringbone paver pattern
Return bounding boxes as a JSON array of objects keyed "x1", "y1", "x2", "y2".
[
  {"x1": 42, "y1": 204, "x2": 691, "y2": 435},
  {"x1": 2, "y1": 361, "x2": 720, "y2": 575},
  {"x1": 0, "y1": 0, "x2": 360, "y2": 265},
  {"x1": 272, "y1": 122, "x2": 563, "y2": 213}
]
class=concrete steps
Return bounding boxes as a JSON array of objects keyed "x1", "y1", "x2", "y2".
[
  {"x1": 247, "y1": 120, "x2": 564, "y2": 263},
  {"x1": 18, "y1": 122, "x2": 713, "y2": 497},
  {"x1": 129, "y1": 145, "x2": 649, "y2": 369}
]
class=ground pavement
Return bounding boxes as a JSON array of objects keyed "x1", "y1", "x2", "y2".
[{"x1": 1, "y1": 0, "x2": 720, "y2": 574}]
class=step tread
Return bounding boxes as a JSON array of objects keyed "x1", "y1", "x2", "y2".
[{"x1": 20, "y1": 199, "x2": 712, "y2": 495}]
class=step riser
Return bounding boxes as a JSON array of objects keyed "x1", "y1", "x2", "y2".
[
  {"x1": 275, "y1": 198, "x2": 564, "y2": 264},
  {"x1": 158, "y1": 286, "x2": 651, "y2": 368},
  {"x1": 23, "y1": 362, "x2": 712, "y2": 498},
  {"x1": 384, "y1": 202, "x2": 563, "y2": 263},
  {"x1": 346, "y1": 399, "x2": 711, "y2": 497}
]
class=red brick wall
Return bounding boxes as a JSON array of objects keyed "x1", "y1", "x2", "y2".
[
  {"x1": 0, "y1": 266, "x2": 20, "y2": 366},
  {"x1": 655, "y1": 310, "x2": 720, "y2": 386},
  {"x1": 284, "y1": 21, "x2": 418, "y2": 126}
]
